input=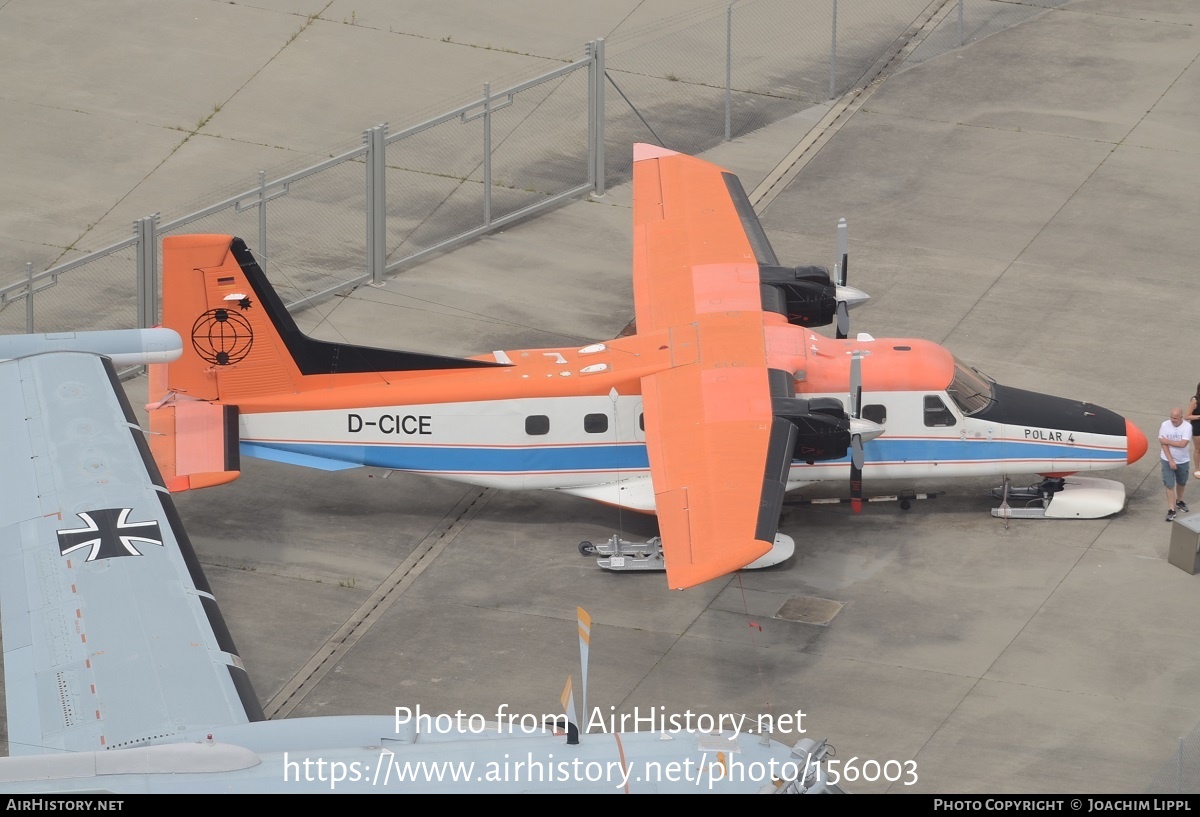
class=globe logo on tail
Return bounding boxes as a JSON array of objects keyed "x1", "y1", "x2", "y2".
[{"x1": 191, "y1": 308, "x2": 253, "y2": 366}]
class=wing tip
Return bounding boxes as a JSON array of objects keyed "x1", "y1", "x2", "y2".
[
  {"x1": 665, "y1": 539, "x2": 774, "y2": 590},
  {"x1": 634, "y1": 143, "x2": 680, "y2": 162}
]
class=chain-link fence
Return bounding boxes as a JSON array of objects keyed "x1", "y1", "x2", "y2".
[
  {"x1": 909, "y1": 0, "x2": 1069, "y2": 65},
  {"x1": 1146, "y1": 718, "x2": 1200, "y2": 794},
  {"x1": 599, "y1": 0, "x2": 934, "y2": 181},
  {"x1": 0, "y1": 0, "x2": 1066, "y2": 339}
]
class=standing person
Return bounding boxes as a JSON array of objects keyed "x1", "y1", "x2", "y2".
[
  {"x1": 1186, "y1": 383, "x2": 1200, "y2": 478},
  {"x1": 1160, "y1": 407, "x2": 1192, "y2": 521}
]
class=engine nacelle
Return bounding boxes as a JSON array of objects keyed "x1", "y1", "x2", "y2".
[
  {"x1": 759, "y1": 265, "x2": 837, "y2": 328},
  {"x1": 773, "y1": 396, "x2": 851, "y2": 464}
]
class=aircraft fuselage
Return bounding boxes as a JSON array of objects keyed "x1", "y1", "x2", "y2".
[{"x1": 234, "y1": 332, "x2": 1145, "y2": 511}]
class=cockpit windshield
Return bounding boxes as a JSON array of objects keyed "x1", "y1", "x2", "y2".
[{"x1": 947, "y1": 359, "x2": 995, "y2": 415}]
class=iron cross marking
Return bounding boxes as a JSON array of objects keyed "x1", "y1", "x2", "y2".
[{"x1": 57, "y1": 508, "x2": 164, "y2": 561}]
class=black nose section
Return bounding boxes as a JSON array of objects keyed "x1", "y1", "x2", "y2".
[{"x1": 972, "y1": 384, "x2": 1126, "y2": 437}]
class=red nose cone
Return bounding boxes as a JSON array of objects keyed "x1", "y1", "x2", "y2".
[{"x1": 1126, "y1": 419, "x2": 1148, "y2": 464}]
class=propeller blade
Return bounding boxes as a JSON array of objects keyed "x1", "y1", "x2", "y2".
[
  {"x1": 850, "y1": 436, "x2": 864, "y2": 514},
  {"x1": 835, "y1": 218, "x2": 848, "y2": 286},
  {"x1": 833, "y1": 218, "x2": 866, "y2": 339},
  {"x1": 849, "y1": 348, "x2": 865, "y2": 513},
  {"x1": 849, "y1": 351, "x2": 862, "y2": 418}
]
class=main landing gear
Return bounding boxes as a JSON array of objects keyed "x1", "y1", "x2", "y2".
[{"x1": 990, "y1": 475, "x2": 1127, "y2": 519}]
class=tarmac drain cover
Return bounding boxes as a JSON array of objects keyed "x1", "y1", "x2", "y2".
[{"x1": 775, "y1": 596, "x2": 843, "y2": 626}]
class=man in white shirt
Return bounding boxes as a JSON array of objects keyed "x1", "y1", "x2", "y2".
[{"x1": 1160, "y1": 407, "x2": 1192, "y2": 521}]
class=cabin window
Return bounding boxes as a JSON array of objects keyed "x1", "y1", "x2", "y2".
[
  {"x1": 923, "y1": 396, "x2": 956, "y2": 427},
  {"x1": 639, "y1": 413, "x2": 644, "y2": 431},
  {"x1": 863, "y1": 404, "x2": 886, "y2": 425},
  {"x1": 584, "y1": 413, "x2": 609, "y2": 434},
  {"x1": 525, "y1": 415, "x2": 550, "y2": 435}
]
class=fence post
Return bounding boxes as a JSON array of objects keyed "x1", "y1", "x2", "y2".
[
  {"x1": 482, "y1": 84, "x2": 493, "y2": 227},
  {"x1": 829, "y1": 0, "x2": 839, "y2": 99},
  {"x1": 24, "y1": 262, "x2": 33, "y2": 333},
  {"x1": 725, "y1": 2, "x2": 734, "y2": 141},
  {"x1": 958, "y1": 0, "x2": 964, "y2": 47},
  {"x1": 135, "y1": 215, "x2": 159, "y2": 329},
  {"x1": 587, "y1": 40, "x2": 597, "y2": 190},
  {"x1": 365, "y1": 124, "x2": 387, "y2": 285},
  {"x1": 257, "y1": 170, "x2": 269, "y2": 273},
  {"x1": 588, "y1": 38, "x2": 607, "y2": 196}
]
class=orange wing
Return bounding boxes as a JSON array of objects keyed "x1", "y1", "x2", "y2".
[{"x1": 633, "y1": 145, "x2": 798, "y2": 590}]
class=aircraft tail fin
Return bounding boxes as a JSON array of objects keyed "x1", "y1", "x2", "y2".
[
  {"x1": 157, "y1": 234, "x2": 502, "y2": 405},
  {"x1": 150, "y1": 235, "x2": 504, "y2": 489}
]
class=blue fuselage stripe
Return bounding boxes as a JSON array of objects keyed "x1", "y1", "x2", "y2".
[
  {"x1": 246, "y1": 441, "x2": 651, "y2": 472},
  {"x1": 243, "y1": 437, "x2": 1125, "y2": 474},
  {"x1": 848, "y1": 438, "x2": 1125, "y2": 464}
]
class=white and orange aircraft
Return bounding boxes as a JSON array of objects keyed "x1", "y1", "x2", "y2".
[{"x1": 148, "y1": 144, "x2": 1148, "y2": 591}]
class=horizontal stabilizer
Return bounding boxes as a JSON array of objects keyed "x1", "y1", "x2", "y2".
[{"x1": 148, "y1": 394, "x2": 241, "y2": 492}]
